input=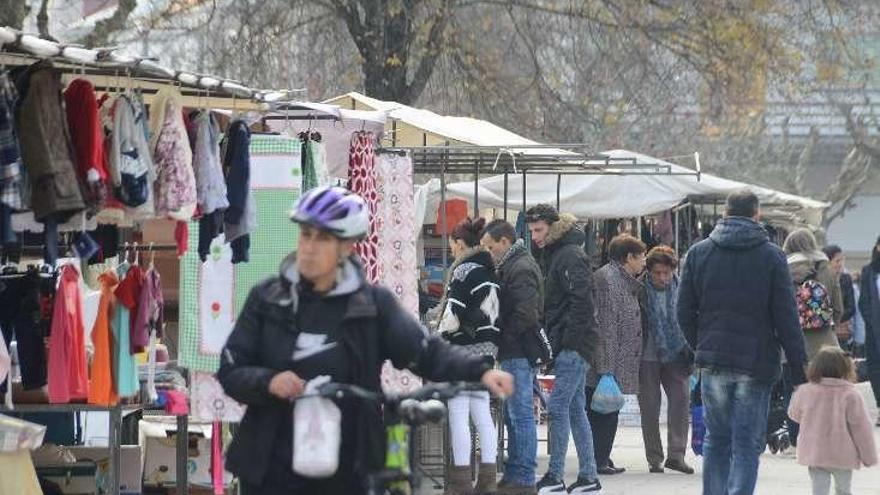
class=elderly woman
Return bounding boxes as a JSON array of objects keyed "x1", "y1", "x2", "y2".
[
  {"x1": 638, "y1": 246, "x2": 694, "y2": 475},
  {"x1": 587, "y1": 234, "x2": 646, "y2": 475},
  {"x1": 783, "y1": 229, "x2": 844, "y2": 360}
]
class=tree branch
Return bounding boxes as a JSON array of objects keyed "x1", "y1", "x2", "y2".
[
  {"x1": 0, "y1": 0, "x2": 31, "y2": 30},
  {"x1": 78, "y1": 0, "x2": 138, "y2": 48},
  {"x1": 405, "y1": 0, "x2": 454, "y2": 103}
]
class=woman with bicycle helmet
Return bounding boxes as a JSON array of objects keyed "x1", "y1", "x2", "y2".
[{"x1": 218, "y1": 186, "x2": 513, "y2": 494}]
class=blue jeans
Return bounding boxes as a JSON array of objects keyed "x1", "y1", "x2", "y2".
[
  {"x1": 701, "y1": 369, "x2": 773, "y2": 495},
  {"x1": 548, "y1": 350, "x2": 598, "y2": 480},
  {"x1": 500, "y1": 358, "x2": 537, "y2": 485}
]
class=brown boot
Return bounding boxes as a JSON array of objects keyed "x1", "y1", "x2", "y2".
[
  {"x1": 474, "y1": 463, "x2": 498, "y2": 494},
  {"x1": 445, "y1": 465, "x2": 474, "y2": 495}
]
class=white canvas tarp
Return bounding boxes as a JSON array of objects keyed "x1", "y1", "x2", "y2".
[{"x1": 442, "y1": 149, "x2": 828, "y2": 226}]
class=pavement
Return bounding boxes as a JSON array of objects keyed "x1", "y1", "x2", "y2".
[{"x1": 424, "y1": 383, "x2": 880, "y2": 494}]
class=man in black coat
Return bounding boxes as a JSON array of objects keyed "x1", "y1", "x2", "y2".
[
  {"x1": 526, "y1": 205, "x2": 603, "y2": 494},
  {"x1": 481, "y1": 219, "x2": 550, "y2": 495},
  {"x1": 678, "y1": 190, "x2": 807, "y2": 495}
]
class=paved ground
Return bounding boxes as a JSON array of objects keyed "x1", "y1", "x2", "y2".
[{"x1": 425, "y1": 383, "x2": 880, "y2": 494}]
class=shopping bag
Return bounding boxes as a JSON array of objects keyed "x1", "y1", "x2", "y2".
[
  {"x1": 292, "y1": 375, "x2": 341, "y2": 478},
  {"x1": 590, "y1": 374, "x2": 625, "y2": 414},
  {"x1": 691, "y1": 376, "x2": 705, "y2": 456}
]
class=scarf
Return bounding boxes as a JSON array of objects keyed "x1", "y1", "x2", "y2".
[
  {"x1": 644, "y1": 277, "x2": 689, "y2": 362},
  {"x1": 497, "y1": 239, "x2": 527, "y2": 271}
]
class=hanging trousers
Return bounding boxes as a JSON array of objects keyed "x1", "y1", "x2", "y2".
[{"x1": 585, "y1": 385, "x2": 620, "y2": 468}]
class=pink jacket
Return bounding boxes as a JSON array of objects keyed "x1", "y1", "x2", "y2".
[{"x1": 789, "y1": 378, "x2": 878, "y2": 470}]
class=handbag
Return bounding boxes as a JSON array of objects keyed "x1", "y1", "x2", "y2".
[
  {"x1": 292, "y1": 376, "x2": 342, "y2": 478},
  {"x1": 590, "y1": 374, "x2": 625, "y2": 414}
]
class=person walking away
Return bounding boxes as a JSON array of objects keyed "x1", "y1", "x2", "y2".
[
  {"x1": 637, "y1": 245, "x2": 694, "y2": 475},
  {"x1": 857, "y1": 235, "x2": 880, "y2": 426},
  {"x1": 526, "y1": 204, "x2": 602, "y2": 494},
  {"x1": 437, "y1": 217, "x2": 502, "y2": 495},
  {"x1": 851, "y1": 271, "x2": 866, "y2": 358},
  {"x1": 782, "y1": 229, "x2": 844, "y2": 446},
  {"x1": 217, "y1": 187, "x2": 514, "y2": 495},
  {"x1": 823, "y1": 245, "x2": 856, "y2": 351},
  {"x1": 678, "y1": 190, "x2": 808, "y2": 495},
  {"x1": 481, "y1": 220, "x2": 552, "y2": 495},
  {"x1": 788, "y1": 346, "x2": 877, "y2": 495},
  {"x1": 586, "y1": 234, "x2": 646, "y2": 476}
]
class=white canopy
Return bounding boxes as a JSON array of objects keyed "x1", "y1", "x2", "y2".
[{"x1": 443, "y1": 149, "x2": 829, "y2": 226}]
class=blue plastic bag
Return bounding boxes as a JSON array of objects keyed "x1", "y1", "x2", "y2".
[
  {"x1": 590, "y1": 374, "x2": 625, "y2": 414},
  {"x1": 691, "y1": 405, "x2": 705, "y2": 456}
]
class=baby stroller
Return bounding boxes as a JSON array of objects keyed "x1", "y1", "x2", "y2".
[{"x1": 765, "y1": 378, "x2": 791, "y2": 454}]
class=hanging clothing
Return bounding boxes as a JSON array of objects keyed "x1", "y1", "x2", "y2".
[
  {"x1": 348, "y1": 132, "x2": 380, "y2": 283},
  {"x1": 109, "y1": 94, "x2": 155, "y2": 217},
  {"x1": 47, "y1": 265, "x2": 89, "y2": 403},
  {"x1": 134, "y1": 268, "x2": 164, "y2": 351},
  {"x1": 308, "y1": 139, "x2": 330, "y2": 187},
  {"x1": 198, "y1": 209, "x2": 225, "y2": 262},
  {"x1": 150, "y1": 88, "x2": 197, "y2": 221},
  {"x1": 193, "y1": 111, "x2": 229, "y2": 215},
  {"x1": 87, "y1": 271, "x2": 119, "y2": 406},
  {"x1": 301, "y1": 135, "x2": 318, "y2": 192},
  {"x1": 14, "y1": 62, "x2": 85, "y2": 222},
  {"x1": 0, "y1": 71, "x2": 23, "y2": 211},
  {"x1": 0, "y1": 270, "x2": 50, "y2": 396},
  {"x1": 116, "y1": 263, "x2": 145, "y2": 353},
  {"x1": 112, "y1": 264, "x2": 139, "y2": 397},
  {"x1": 64, "y1": 79, "x2": 108, "y2": 211},
  {"x1": 223, "y1": 120, "x2": 252, "y2": 264},
  {"x1": 175, "y1": 220, "x2": 189, "y2": 257}
]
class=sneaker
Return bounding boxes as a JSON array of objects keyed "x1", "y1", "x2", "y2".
[
  {"x1": 536, "y1": 473, "x2": 566, "y2": 494},
  {"x1": 568, "y1": 478, "x2": 602, "y2": 493}
]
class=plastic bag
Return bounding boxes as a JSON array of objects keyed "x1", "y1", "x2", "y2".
[
  {"x1": 691, "y1": 376, "x2": 705, "y2": 456},
  {"x1": 292, "y1": 375, "x2": 341, "y2": 478},
  {"x1": 590, "y1": 374, "x2": 625, "y2": 414},
  {"x1": 0, "y1": 414, "x2": 47, "y2": 452}
]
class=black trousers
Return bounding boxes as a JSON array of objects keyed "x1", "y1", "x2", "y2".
[
  {"x1": 0, "y1": 272, "x2": 51, "y2": 395},
  {"x1": 585, "y1": 385, "x2": 620, "y2": 468}
]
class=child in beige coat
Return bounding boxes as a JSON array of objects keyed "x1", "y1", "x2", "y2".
[{"x1": 789, "y1": 347, "x2": 878, "y2": 495}]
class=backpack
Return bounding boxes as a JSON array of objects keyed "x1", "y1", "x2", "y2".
[{"x1": 795, "y1": 263, "x2": 833, "y2": 331}]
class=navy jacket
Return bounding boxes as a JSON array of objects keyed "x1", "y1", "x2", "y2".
[
  {"x1": 858, "y1": 264, "x2": 880, "y2": 367},
  {"x1": 677, "y1": 217, "x2": 807, "y2": 383}
]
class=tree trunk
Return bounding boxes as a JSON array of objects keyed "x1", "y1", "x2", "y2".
[{"x1": 0, "y1": 0, "x2": 30, "y2": 30}]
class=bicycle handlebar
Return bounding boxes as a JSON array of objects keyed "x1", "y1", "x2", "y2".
[{"x1": 297, "y1": 381, "x2": 486, "y2": 425}]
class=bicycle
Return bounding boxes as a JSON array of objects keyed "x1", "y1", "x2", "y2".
[{"x1": 296, "y1": 380, "x2": 487, "y2": 495}]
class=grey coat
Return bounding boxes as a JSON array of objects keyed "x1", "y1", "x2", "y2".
[
  {"x1": 588, "y1": 261, "x2": 643, "y2": 394},
  {"x1": 788, "y1": 252, "x2": 843, "y2": 361}
]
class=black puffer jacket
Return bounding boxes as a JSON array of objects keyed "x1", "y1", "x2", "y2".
[
  {"x1": 496, "y1": 239, "x2": 550, "y2": 363},
  {"x1": 217, "y1": 254, "x2": 491, "y2": 488},
  {"x1": 536, "y1": 213, "x2": 599, "y2": 364}
]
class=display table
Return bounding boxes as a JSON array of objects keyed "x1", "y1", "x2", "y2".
[{"x1": 0, "y1": 403, "x2": 189, "y2": 495}]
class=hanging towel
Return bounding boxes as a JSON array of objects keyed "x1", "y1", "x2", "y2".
[
  {"x1": 150, "y1": 87, "x2": 197, "y2": 220},
  {"x1": 348, "y1": 132, "x2": 381, "y2": 283},
  {"x1": 308, "y1": 139, "x2": 331, "y2": 187},
  {"x1": 193, "y1": 111, "x2": 229, "y2": 214},
  {"x1": 64, "y1": 79, "x2": 108, "y2": 211},
  {"x1": 301, "y1": 136, "x2": 318, "y2": 192},
  {"x1": 47, "y1": 265, "x2": 89, "y2": 403},
  {"x1": 211, "y1": 421, "x2": 224, "y2": 495}
]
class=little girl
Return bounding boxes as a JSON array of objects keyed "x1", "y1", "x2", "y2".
[{"x1": 789, "y1": 346, "x2": 877, "y2": 495}]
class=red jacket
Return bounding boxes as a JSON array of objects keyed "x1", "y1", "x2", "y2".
[{"x1": 64, "y1": 79, "x2": 108, "y2": 209}]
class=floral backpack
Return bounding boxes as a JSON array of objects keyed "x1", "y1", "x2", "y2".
[{"x1": 795, "y1": 263, "x2": 833, "y2": 331}]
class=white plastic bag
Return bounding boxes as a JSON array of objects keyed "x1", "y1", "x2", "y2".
[{"x1": 292, "y1": 375, "x2": 342, "y2": 478}]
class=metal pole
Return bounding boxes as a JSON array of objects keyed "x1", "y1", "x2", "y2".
[
  {"x1": 109, "y1": 406, "x2": 121, "y2": 495},
  {"x1": 474, "y1": 157, "x2": 480, "y2": 219},
  {"x1": 503, "y1": 172, "x2": 509, "y2": 221},
  {"x1": 556, "y1": 174, "x2": 561, "y2": 211},
  {"x1": 176, "y1": 415, "x2": 189, "y2": 495},
  {"x1": 441, "y1": 141, "x2": 449, "y2": 270},
  {"x1": 674, "y1": 209, "x2": 680, "y2": 257}
]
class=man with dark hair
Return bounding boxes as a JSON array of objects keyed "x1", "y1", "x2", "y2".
[
  {"x1": 525, "y1": 205, "x2": 602, "y2": 494},
  {"x1": 678, "y1": 190, "x2": 807, "y2": 495},
  {"x1": 481, "y1": 219, "x2": 550, "y2": 495}
]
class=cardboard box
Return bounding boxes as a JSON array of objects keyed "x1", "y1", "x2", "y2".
[
  {"x1": 67, "y1": 445, "x2": 144, "y2": 495},
  {"x1": 139, "y1": 418, "x2": 233, "y2": 488}
]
